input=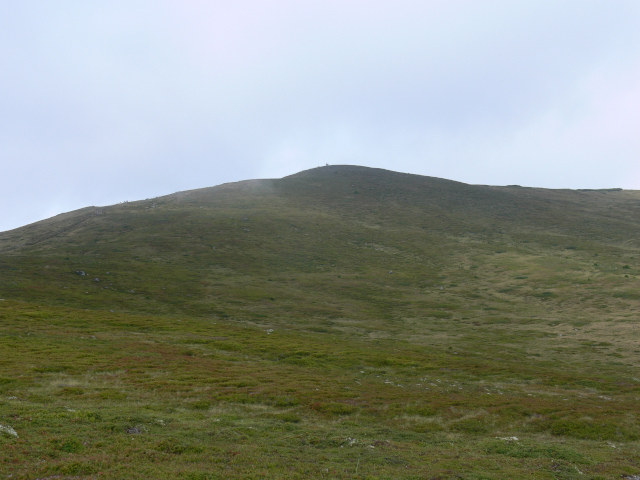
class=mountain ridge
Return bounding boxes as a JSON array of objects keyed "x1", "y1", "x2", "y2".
[
  {"x1": 3, "y1": 164, "x2": 638, "y2": 252},
  {"x1": 1, "y1": 164, "x2": 639, "y2": 322}
]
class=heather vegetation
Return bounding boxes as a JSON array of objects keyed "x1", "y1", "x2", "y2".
[{"x1": 1, "y1": 166, "x2": 640, "y2": 478}]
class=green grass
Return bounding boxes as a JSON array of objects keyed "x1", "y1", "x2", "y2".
[{"x1": 1, "y1": 165, "x2": 640, "y2": 478}]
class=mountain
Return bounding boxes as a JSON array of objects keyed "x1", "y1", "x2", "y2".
[
  {"x1": 2, "y1": 165, "x2": 640, "y2": 478},
  {"x1": 1, "y1": 165, "x2": 639, "y2": 327}
]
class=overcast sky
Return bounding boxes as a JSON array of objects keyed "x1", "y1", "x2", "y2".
[{"x1": 2, "y1": 1, "x2": 640, "y2": 232}]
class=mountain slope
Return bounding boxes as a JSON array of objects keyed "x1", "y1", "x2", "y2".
[
  {"x1": 1, "y1": 165, "x2": 639, "y2": 324},
  {"x1": 2, "y1": 165, "x2": 640, "y2": 478},
  {"x1": 2, "y1": 164, "x2": 640, "y2": 367}
]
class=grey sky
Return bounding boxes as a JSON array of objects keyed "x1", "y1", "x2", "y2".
[{"x1": 2, "y1": 1, "x2": 639, "y2": 232}]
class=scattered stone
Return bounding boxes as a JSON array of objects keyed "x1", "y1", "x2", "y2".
[
  {"x1": 126, "y1": 425, "x2": 145, "y2": 434},
  {"x1": 76, "y1": 270, "x2": 86, "y2": 276},
  {"x1": 94, "y1": 278, "x2": 100, "y2": 282},
  {"x1": 0, "y1": 424, "x2": 18, "y2": 438}
]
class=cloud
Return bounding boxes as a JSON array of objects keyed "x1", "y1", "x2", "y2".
[{"x1": 1, "y1": 1, "x2": 639, "y2": 231}]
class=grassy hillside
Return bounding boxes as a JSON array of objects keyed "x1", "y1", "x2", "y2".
[{"x1": 1, "y1": 165, "x2": 640, "y2": 478}]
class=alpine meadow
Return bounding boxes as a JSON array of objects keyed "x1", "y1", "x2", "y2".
[{"x1": 2, "y1": 165, "x2": 640, "y2": 479}]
